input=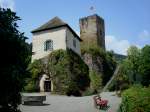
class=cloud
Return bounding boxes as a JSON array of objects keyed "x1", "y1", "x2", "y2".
[
  {"x1": 0, "y1": 0, "x2": 15, "y2": 11},
  {"x1": 105, "y1": 35, "x2": 130, "y2": 55},
  {"x1": 138, "y1": 30, "x2": 150, "y2": 42}
]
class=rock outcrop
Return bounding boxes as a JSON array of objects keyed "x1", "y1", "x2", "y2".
[{"x1": 82, "y1": 53, "x2": 103, "y2": 74}]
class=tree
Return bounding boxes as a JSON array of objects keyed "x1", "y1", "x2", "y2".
[
  {"x1": 127, "y1": 46, "x2": 140, "y2": 82},
  {"x1": 109, "y1": 45, "x2": 150, "y2": 91},
  {"x1": 0, "y1": 8, "x2": 30, "y2": 112},
  {"x1": 139, "y1": 45, "x2": 150, "y2": 86}
]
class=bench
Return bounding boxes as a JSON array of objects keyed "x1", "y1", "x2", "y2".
[
  {"x1": 93, "y1": 95, "x2": 108, "y2": 109},
  {"x1": 22, "y1": 93, "x2": 46, "y2": 105}
]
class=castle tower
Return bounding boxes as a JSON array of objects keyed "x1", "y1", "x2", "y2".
[{"x1": 79, "y1": 14, "x2": 105, "y2": 50}]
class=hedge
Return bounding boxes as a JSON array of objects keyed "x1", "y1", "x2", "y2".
[{"x1": 119, "y1": 85, "x2": 150, "y2": 112}]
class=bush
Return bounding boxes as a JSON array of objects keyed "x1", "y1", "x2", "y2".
[
  {"x1": 81, "y1": 45, "x2": 106, "y2": 58},
  {"x1": 89, "y1": 70, "x2": 102, "y2": 92},
  {"x1": 119, "y1": 85, "x2": 150, "y2": 112},
  {"x1": 24, "y1": 60, "x2": 45, "y2": 92},
  {"x1": 82, "y1": 87, "x2": 96, "y2": 96},
  {"x1": 108, "y1": 63, "x2": 130, "y2": 92},
  {"x1": 24, "y1": 80, "x2": 38, "y2": 92},
  {"x1": 108, "y1": 80, "x2": 116, "y2": 91}
]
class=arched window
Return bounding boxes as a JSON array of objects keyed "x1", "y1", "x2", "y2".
[{"x1": 44, "y1": 40, "x2": 53, "y2": 51}]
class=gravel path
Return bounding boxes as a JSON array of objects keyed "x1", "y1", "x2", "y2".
[{"x1": 20, "y1": 92, "x2": 121, "y2": 112}]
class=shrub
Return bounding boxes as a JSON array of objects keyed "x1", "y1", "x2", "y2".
[
  {"x1": 102, "y1": 51, "x2": 117, "y2": 86},
  {"x1": 24, "y1": 80, "x2": 38, "y2": 92},
  {"x1": 24, "y1": 60, "x2": 45, "y2": 92},
  {"x1": 81, "y1": 45, "x2": 106, "y2": 58},
  {"x1": 120, "y1": 85, "x2": 150, "y2": 112},
  {"x1": 108, "y1": 80, "x2": 116, "y2": 91},
  {"x1": 82, "y1": 87, "x2": 95, "y2": 96},
  {"x1": 108, "y1": 63, "x2": 130, "y2": 92},
  {"x1": 89, "y1": 70, "x2": 102, "y2": 92}
]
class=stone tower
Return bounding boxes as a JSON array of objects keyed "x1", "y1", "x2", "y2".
[{"x1": 79, "y1": 14, "x2": 105, "y2": 50}]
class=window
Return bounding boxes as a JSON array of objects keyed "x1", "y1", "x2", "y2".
[
  {"x1": 100, "y1": 30, "x2": 103, "y2": 36},
  {"x1": 44, "y1": 40, "x2": 53, "y2": 51},
  {"x1": 73, "y1": 39, "x2": 76, "y2": 48}
]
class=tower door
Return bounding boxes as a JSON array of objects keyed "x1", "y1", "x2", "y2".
[{"x1": 44, "y1": 80, "x2": 51, "y2": 92}]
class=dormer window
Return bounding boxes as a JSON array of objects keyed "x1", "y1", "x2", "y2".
[{"x1": 44, "y1": 40, "x2": 53, "y2": 51}]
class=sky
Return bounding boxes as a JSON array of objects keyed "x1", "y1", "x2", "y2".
[{"x1": 0, "y1": 0, "x2": 150, "y2": 55}]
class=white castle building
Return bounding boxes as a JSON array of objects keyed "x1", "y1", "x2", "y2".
[
  {"x1": 31, "y1": 17, "x2": 82, "y2": 62},
  {"x1": 31, "y1": 17, "x2": 82, "y2": 92}
]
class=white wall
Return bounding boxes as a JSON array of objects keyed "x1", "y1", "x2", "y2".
[
  {"x1": 32, "y1": 27, "x2": 66, "y2": 61},
  {"x1": 66, "y1": 28, "x2": 81, "y2": 56}
]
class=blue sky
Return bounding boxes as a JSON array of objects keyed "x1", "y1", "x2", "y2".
[{"x1": 0, "y1": 0, "x2": 150, "y2": 55}]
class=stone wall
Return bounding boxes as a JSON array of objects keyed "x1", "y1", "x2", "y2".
[{"x1": 82, "y1": 53, "x2": 103, "y2": 74}]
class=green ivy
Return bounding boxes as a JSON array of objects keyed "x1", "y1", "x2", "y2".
[
  {"x1": 81, "y1": 45, "x2": 117, "y2": 86},
  {"x1": 48, "y1": 49, "x2": 90, "y2": 96},
  {"x1": 89, "y1": 70, "x2": 102, "y2": 93}
]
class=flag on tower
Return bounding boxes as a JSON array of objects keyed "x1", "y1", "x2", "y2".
[{"x1": 90, "y1": 6, "x2": 94, "y2": 11}]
